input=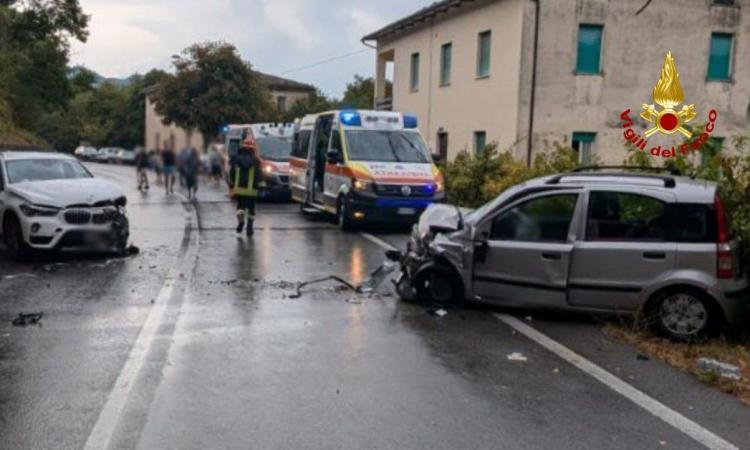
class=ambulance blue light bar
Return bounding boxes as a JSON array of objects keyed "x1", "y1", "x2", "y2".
[
  {"x1": 403, "y1": 114, "x2": 418, "y2": 129},
  {"x1": 339, "y1": 110, "x2": 362, "y2": 126}
]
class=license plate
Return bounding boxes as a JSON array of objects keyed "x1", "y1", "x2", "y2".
[{"x1": 397, "y1": 208, "x2": 416, "y2": 215}]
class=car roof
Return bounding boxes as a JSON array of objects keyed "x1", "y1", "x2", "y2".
[
  {"x1": 525, "y1": 172, "x2": 717, "y2": 203},
  {"x1": 0, "y1": 151, "x2": 73, "y2": 161}
]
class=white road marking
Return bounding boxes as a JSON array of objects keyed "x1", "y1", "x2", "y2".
[
  {"x1": 360, "y1": 232, "x2": 398, "y2": 251},
  {"x1": 359, "y1": 233, "x2": 737, "y2": 450},
  {"x1": 83, "y1": 196, "x2": 199, "y2": 450},
  {"x1": 494, "y1": 313, "x2": 738, "y2": 450}
]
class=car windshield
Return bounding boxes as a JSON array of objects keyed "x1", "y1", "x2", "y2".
[
  {"x1": 345, "y1": 130, "x2": 430, "y2": 163},
  {"x1": 6, "y1": 159, "x2": 92, "y2": 184},
  {"x1": 256, "y1": 137, "x2": 292, "y2": 162}
]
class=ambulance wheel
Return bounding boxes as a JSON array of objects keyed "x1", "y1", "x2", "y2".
[{"x1": 336, "y1": 197, "x2": 355, "y2": 231}]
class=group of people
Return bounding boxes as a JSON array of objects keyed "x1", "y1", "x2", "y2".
[
  {"x1": 135, "y1": 145, "x2": 226, "y2": 200},
  {"x1": 134, "y1": 137, "x2": 264, "y2": 237}
]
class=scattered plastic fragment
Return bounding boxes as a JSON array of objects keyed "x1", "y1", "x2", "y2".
[
  {"x1": 507, "y1": 352, "x2": 528, "y2": 362},
  {"x1": 429, "y1": 309, "x2": 448, "y2": 317},
  {"x1": 696, "y1": 358, "x2": 742, "y2": 381},
  {"x1": 357, "y1": 260, "x2": 398, "y2": 293},
  {"x1": 12, "y1": 312, "x2": 43, "y2": 327},
  {"x1": 290, "y1": 276, "x2": 356, "y2": 299}
]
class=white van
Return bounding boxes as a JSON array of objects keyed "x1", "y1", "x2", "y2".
[{"x1": 290, "y1": 110, "x2": 445, "y2": 229}]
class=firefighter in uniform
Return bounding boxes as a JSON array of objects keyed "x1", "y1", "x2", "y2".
[{"x1": 229, "y1": 137, "x2": 265, "y2": 236}]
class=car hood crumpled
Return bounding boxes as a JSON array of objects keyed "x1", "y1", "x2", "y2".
[{"x1": 8, "y1": 178, "x2": 125, "y2": 208}]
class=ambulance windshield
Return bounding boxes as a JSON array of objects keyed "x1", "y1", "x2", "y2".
[
  {"x1": 345, "y1": 130, "x2": 430, "y2": 163},
  {"x1": 256, "y1": 137, "x2": 293, "y2": 162}
]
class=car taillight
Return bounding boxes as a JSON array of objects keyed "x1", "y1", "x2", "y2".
[{"x1": 715, "y1": 194, "x2": 734, "y2": 279}]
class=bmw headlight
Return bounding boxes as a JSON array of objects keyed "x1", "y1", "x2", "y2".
[{"x1": 19, "y1": 204, "x2": 60, "y2": 217}]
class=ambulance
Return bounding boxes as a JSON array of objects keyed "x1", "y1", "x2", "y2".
[
  {"x1": 224, "y1": 123, "x2": 295, "y2": 199},
  {"x1": 289, "y1": 110, "x2": 445, "y2": 229}
]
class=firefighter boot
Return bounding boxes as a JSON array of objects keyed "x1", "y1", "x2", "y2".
[
  {"x1": 236, "y1": 212, "x2": 245, "y2": 234},
  {"x1": 246, "y1": 218, "x2": 254, "y2": 236}
]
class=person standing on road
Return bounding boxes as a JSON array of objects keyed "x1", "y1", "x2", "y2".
[
  {"x1": 228, "y1": 137, "x2": 265, "y2": 236},
  {"x1": 161, "y1": 145, "x2": 177, "y2": 195},
  {"x1": 209, "y1": 145, "x2": 223, "y2": 185},
  {"x1": 135, "y1": 147, "x2": 150, "y2": 191},
  {"x1": 184, "y1": 147, "x2": 201, "y2": 200}
]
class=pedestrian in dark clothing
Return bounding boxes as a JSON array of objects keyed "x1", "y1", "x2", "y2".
[
  {"x1": 162, "y1": 147, "x2": 177, "y2": 195},
  {"x1": 135, "y1": 148, "x2": 150, "y2": 191},
  {"x1": 185, "y1": 147, "x2": 201, "y2": 200},
  {"x1": 228, "y1": 138, "x2": 265, "y2": 236}
]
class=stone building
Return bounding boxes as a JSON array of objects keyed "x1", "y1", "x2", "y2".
[
  {"x1": 145, "y1": 72, "x2": 315, "y2": 151},
  {"x1": 363, "y1": 0, "x2": 748, "y2": 164}
]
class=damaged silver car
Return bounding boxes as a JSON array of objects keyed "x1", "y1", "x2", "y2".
[{"x1": 390, "y1": 169, "x2": 749, "y2": 340}]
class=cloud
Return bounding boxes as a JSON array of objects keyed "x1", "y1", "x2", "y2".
[{"x1": 70, "y1": 0, "x2": 426, "y2": 97}]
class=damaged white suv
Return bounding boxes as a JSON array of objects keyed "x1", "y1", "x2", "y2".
[{"x1": 0, "y1": 151, "x2": 129, "y2": 260}]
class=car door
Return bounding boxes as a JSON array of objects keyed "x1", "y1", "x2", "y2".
[
  {"x1": 567, "y1": 189, "x2": 677, "y2": 311},
  {"x1": 309, "y1": 114, "x2": 333, "y2": 205},
  {"x1": 473, "y1": 191, "x2": 582, "y2": 309}
]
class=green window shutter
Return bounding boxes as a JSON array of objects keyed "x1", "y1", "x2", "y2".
[
  {"x1": 440, "y1": 43, "x2": 452, "y2": 86},
  {"x1": 576, "y1": 25, "x2": 603, "y2": 74},
  {"x1": 410, "y1": 53, "x2": 420, "y2": 91},
  {"x1": 708, "y1": 33, "x2": 732, "y2": 80},
  {"x1": 477, "y1": 31, "x2": 491, "y2": 77},
  {"x1": 474, "y1": 131, "x2": 487, "y2": 154}
]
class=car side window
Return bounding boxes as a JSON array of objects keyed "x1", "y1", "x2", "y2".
[
  {"x1": 587, "y1": 192, "x2": 666, "y2": 242},
  {"x1": 330, "y1": 128, "x2": 342, "y2": 153},
  {"x1": 292, "y1": 130, "x2": 311, "y2": 159},
  {"x1": 675, "y1": 204, "x2": 716, "y2": 243},
  {"x1": 490, "y1": 194, "x2": 578, "y2": 242}
]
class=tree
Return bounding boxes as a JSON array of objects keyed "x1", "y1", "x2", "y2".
[
  {"x1": 280, "y1": 89, "x2": 335, "y2": 122},
  {"x1": 0, "y1": 0, "x2": 89, "y2": 135},
  {"x1": 340, "y1": 75, "x2": 392, "y2": 110},
  {"x1": 155, "y1": 42, "x2": 273, "y2": 146}
]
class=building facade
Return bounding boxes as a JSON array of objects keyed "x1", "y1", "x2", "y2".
[
  {"x1": 364, "y1": 0, "x2": 749, "y2": 164},
  {"x1": 145, "y1": 72, "x2": 315, "y2": 151}
]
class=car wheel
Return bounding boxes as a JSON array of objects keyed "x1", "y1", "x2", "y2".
[
  {"x1": 3, "y1": 215, "x2": 30, "y2": 261},
  {"x1": 336, "y1": 197, "x2": 354, "y2": 231},
  {"x1": 414, "y1": 265, "x2": 464, "y2": 308},
  {"x1": 652, "y1": 288, "x2": 717, "y2": 341}
]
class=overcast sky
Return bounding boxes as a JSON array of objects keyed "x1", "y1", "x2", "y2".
[{"x1": 69, "y1": 0, "x2": 426, "y2": 97}]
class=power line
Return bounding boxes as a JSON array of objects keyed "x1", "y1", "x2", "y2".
[{"x1": 279, "y1": 49, "x2": 372, "y2": 75}]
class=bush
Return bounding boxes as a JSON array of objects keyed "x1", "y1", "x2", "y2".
[{"x1": 441, "y1": 142, "x2": 580, "y2": 208}]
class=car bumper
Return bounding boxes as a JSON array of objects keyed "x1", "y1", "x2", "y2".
[
  {"x1": 260, "y1": 173, "x2": 291, "y2": 200},
  {"x1": 19, "y1": 209, "x2": 129, "y2": 251},
  {"x1": 346, "y1": 191, "x2": 446, "y2": 223},
  {"x1": 715, "y1": 280, "x2": 750, "y2": 324}
]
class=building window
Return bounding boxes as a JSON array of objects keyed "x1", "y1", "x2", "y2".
[
  {"x1": 703, "y1": 137, "x2": 724, "y2": 166},
  {"x1": 437, "y1": 131, "x2": 449, "y2": 161},
  {"x1": 713, "y1": 0, "x2": 735, "y2": 5},
  {"x1": 474, "y1": 131, "x2": 487, "y2": 154},
  {"x1": 410, "y1": 52, "x2": 420, "y2": 92},
  {"x1": 576, "y1": 25, "x2": 603, "y2": 74},
  {"x1": 277, "y1": 96, "x2": 287, "y2": 112},
  {"x1": 476, "y1": 31, "x2": 491, "y2": 78},
  {"x1": 708, "y1": 33, "x2": 733, "y2": 80},
  {"x1": 440, "y1": 43, "x2": 452, "y2": 86},
  {"x1": 572, "y1": 132, "x2": 596, "y2": 164}
]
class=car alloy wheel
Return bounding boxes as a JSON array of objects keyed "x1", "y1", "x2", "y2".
[{"x1": 658, "y1": 292, "x2": 709, "y2": 340}]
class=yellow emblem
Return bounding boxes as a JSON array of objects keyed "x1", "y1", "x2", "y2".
[{"x1": 641, "y1": 51, "x2": 696, "y2": 138}]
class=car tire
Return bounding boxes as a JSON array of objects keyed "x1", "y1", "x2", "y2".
[
  {"x1": 3, "y1": 215, "x2": 30, "y2": 261},
  {"x1": 649, "y1": 287, "x2": 719, "y2": 341},
  {"x1": 336, "y1": 197, "x2": 355, "y2": 231},
  {"x1": 413, "y1": 265, "x2": 464, "y2": 308}
]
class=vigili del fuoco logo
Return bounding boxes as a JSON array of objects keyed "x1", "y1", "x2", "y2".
[{"x1": 620, "y1": 51, "x2": 717, "y2": 158}]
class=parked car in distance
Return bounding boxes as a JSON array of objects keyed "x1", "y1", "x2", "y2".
[
  {"x1": 0, "y1": 151, "x2": 130, "y2": 260},
  {"x1": 116, "y1": 148, "x2": 136, "y2": 165},
  {"x1": 74, "y1": 145, "x2": 98, "y2": 161},
  {"x1": 95, "y1": 147, "x2": 121, "y2": 164},
  {"x1": 391, "y1": 167, "x2": 748, "y2": 341}
]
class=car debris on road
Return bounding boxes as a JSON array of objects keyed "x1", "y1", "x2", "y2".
[
  {"x1": 696, "y1": 358, "x2": 742, "y2": 381},
  {"x1": 12, "y1": 312, "x2": 43, "y2": 327}
]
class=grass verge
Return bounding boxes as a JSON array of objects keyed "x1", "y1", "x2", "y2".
[{"x1": 604, "y1": 325, "x2": 750, "y2": 406}]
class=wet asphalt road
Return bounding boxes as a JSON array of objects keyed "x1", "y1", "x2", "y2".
[{"x1": 1, "y1": 163, "x2": 749, "y2": 450}]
